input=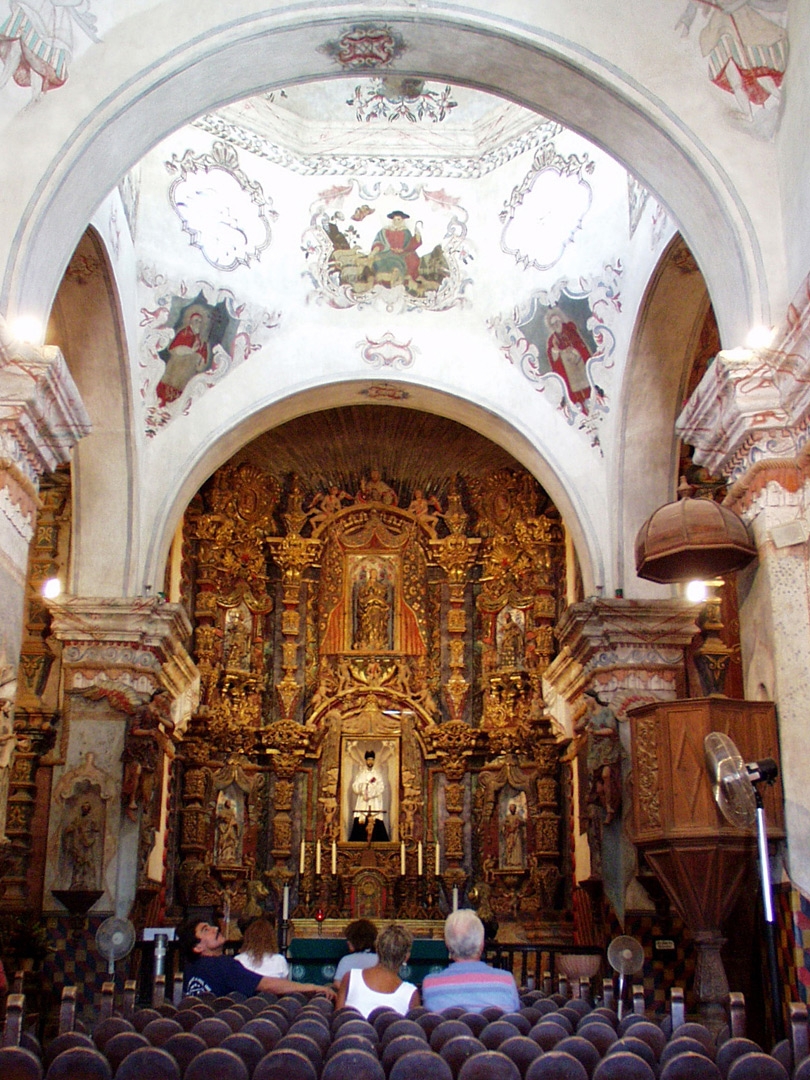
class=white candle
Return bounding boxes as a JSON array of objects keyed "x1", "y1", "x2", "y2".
[
  {"x1": 282, "y1": 885, "x2": 289, "y2": 921},
  {"x1": 417, "y1": 841, "x2": 423, "y2": 877},
  {"x1": 400, "y1": 841, "x2": 406, "y2": 876},
  {"x1": 452, "y1": 886, "x2": 459, "y2": 912},
  {"x1": 316, "y1": 840, "x2": 322, "y2": 875},
  {"x1": 299, "y1": 841, "x2": 305, "y2": 874},
  {"x1": 435, "y1": 843, "x2": 440, "y2": 876},
  {"x1": 331, "y1": 840, "x2": 337, "y2": 876}
]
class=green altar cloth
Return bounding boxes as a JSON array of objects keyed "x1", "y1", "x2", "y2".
[{"x1": 288, "y1": 937, "x2": 449, "y2": 986}]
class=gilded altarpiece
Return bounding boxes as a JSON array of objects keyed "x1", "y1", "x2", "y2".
[{"x1": 175, "y1": 460, "x2": 571, "y2": 938}]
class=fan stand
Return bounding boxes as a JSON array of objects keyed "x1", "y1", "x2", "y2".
[{"x1": 751, "y1": 772, "x2": 784, "y2": 1043}]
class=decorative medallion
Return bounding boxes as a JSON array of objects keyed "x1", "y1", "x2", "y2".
[
  {"x1": 500, "y1": 141, "x2": 594, "y2": 272},
  {"x1": 357, "y1": 333, "x2": 416, "y2": 370},
  {"x1": 320, "y1": 24, "x2": 405, "y2": 69},
  {"x1": 347, "y1": 77, "x2": 457, "y2": 123},
  {"x1": 358, "y1": 382, "x2": 410, "y2": 401},
  {"x1": 166, "y1": 141, "x2": 276, "y2": 271}
]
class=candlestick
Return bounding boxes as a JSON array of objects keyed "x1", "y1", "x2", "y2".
[
  {"x1": 435, "y1": 842, "x2": 440, "y2": 877},
  {"x1": 417, "y1": 841, "x2": 423, "y2": 877},
  {"x1": 316, "y1": 839, "x2": 322, "y2": 875},
  {"x1": 282, "y1": 884, "x2": 289, "y2": 921},
  {"x1": 299, "y1": 841, "x2": 305, "y2": 874},
  {"x1": 452, "y1": 886, "x2": 459, "y2": 912},
  {"x1": 400, "y1": 841, "x2": 406, "y2": 876},
  {"x1": 331, "y1": 840, "x2": 337, "y2": 876}
]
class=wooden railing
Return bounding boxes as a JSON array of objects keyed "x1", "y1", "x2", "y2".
[{"x1": 483, "y1": 943, "x2": 605, "y2": 992}]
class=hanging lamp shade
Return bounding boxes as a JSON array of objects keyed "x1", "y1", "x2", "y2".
[{"x1": 635, "y1": 497, "x2": 756, "y2": 583}]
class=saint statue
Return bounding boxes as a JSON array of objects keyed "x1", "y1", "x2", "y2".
[
  {"x1": 498, "y1": 610, "x2": 524, "y2": 670},
  {"x1": 354, "y1": 566, "x2": 391, "y2": 651},
  {"x1": 62, "y1": 796, "x2": 103, "y2": 889},
  {"x1": 349, "y1": 750, "x2": 389, "y2": 842},
  {"x1": 215, "y1": 795, "x2": 241, "y2": 864},
  {"x1": 501, "y1": 801, "x2": 527, "y2": 869},
  {"x1": 577, "y1": 690, "x2": 622, "y2": 825}
]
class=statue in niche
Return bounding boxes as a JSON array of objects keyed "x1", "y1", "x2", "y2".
[
  {"x1": 349, "y1": 749, "x2": 390, "y2": 842},
  {"x1": 353, "y1": 564, "x2": 392, "y2": 651},
  {"x1": 224, "y1": 607, "x2": 251, "y2": 670},
  {"x1": 577, "y1": 690, "x2": 621, "y2": 825},
  {"x1": 497, "y1": 609, "x2": 524, "y2": 670},
  {"x1": 215, "y1": 794, "x2": 241, "y2": 864},
  {"x1": 500, "y1": 793, "x2": 527, "y2": 870},
  {"x1": 356, "y1": 469, "x2": 397, "y2": 506},
  {"x1": 408, "y1": 488, "x2": 442, "y2": 528},
  {"x1": 62, "y1": 786, "x2": 104, "y2": 889},
  {"x1": 0, "y1": 660, "x2": 17, "y2": 844}
]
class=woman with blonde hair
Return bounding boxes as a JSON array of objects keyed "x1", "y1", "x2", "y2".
[
  {"x1": 335, "y1": 922, "x2": 419, "y2": 1018},
  {"x1": 235, "y1": 916, "x2": 290, "y2": 979}
]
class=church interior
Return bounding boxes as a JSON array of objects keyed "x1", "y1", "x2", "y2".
[{"x1": 1, "y1": 0, "x2": 809, "y2": 1047}]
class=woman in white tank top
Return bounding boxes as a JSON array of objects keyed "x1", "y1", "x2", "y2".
[{"x1": 336, "y1": 923, "x2": 420, "y2": 1019}]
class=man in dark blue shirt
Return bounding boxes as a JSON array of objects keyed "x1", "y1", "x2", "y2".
[{"x1": 178, "y1": 918, "x2": 334, "y2": 999}]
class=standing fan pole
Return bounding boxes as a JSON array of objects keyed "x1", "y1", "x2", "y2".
[{"x1": 755, "y1": 791, "x2": 785, "y2": 1043}]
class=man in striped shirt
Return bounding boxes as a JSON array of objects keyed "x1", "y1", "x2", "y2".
[{"x1": 422, "y1": 909, "x2": 520, "y2": 1013}]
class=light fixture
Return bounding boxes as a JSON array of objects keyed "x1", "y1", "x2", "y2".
[
  {"x1": 635, "y1": 497, "x2": 756, "y2": 584},
  {"x1": 42, "y1": 577, "x2": 62, "y2": 599},
  {"x1": 10, "y1": 316, "x2": 44, "y2": 345},
  {"x1": 685, "y1": 580, "x2": 708, "y2": 603},
  {"x1": 745, "y1": 324, "x2": 774, "y2": 350}
]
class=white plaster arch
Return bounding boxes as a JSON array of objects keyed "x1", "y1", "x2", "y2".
[
  {"x1": 138, "y1": 378, "x2": 606, "y2": 600},
  {"x1": 615, "y1": 235, "x2": 714, "y2": 599},
  {"x1": 1, "y1": 5, "x2": 767, "y2": 347}
]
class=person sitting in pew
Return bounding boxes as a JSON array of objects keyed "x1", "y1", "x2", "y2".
[
  {"x1": 421, "y1": 909, "x2": 520, "y2": 1013},
  {"x1": 177, "y1": 917, "x2": 334, "y2": 999}
]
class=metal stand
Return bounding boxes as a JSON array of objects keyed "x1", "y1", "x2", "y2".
[{"x1": 754, "y1": 787, "x2": 785, "y2": 1043}]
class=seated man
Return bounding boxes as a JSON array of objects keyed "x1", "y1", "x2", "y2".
[
  {"x1": 177, "y1": 917, "x2": 334, "y2": 999},
  {"x1": 421, "y1": 909, "x2": 520, "y2": 1013}
]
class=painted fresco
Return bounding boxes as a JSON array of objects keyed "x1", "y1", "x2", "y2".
[
  {"x1": 139, "y1": 268, "x2": 279, "y2": 435},
  {"x1": 677, "y1": 0, "x2": 788, "y2": 126},
  {"x1": 167, "y1": 141, "x2": 276, "y2": 271},
  {"x1": 303, "y1": 181, "x2": 472, "y2": 311},
  {"x1": 347, "y1": 77, "x2": 457, "y2": 123},
  {"x1": 489, "y1": 264, "x2": 622, "y2": 449},
  {"x1": 0, "y1": 0, "x2": 100, "y2": 103},
  {"x1": 500, "y1": 141, "x2": 594, "y2": 272},
  {"x1": 320, "y1": 24, "x2": 406, "y2": 69}
]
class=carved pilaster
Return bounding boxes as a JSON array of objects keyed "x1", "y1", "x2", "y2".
[
  {"x1": 545, "y1": 598, "x2": 698, "y2": 916},
  {"x1": 677, "y1": 274, "x2": 810, "y2": 895},
  {"x1": 45, "y1": 597, "x2": 197, "y2": 913},
  {"x1": 427, "y1": 720, "x2": 480, "y2": 887},
  {"x1": 0, "y1": 336, "x2": 90, "y2": 658},
  {"x1": 431, "y1": 485, "x2": 479, "y2": 721},
  {"x1": 260, "y1": 719, "x2": 310, "y2": 871},
  {"x1": 268, "y1": 526, "x2": 322, "y2": 720}
]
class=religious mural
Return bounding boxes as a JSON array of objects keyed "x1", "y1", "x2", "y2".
[
  {"x1": 303, "y1": 182, "x2": 472, "y2": 311},
  {"x1": 489, "y1": 263, "x2": 622, "y2": 446},
  {"x1": 0, "y1": 0, "x2": 100, "y2": 104},
  {"x1": 138, "y1": 268, "x2": 280, "y2": 434},
  {"x1": 676, "y1": 0, "x2": 788, "y2": 128}
]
